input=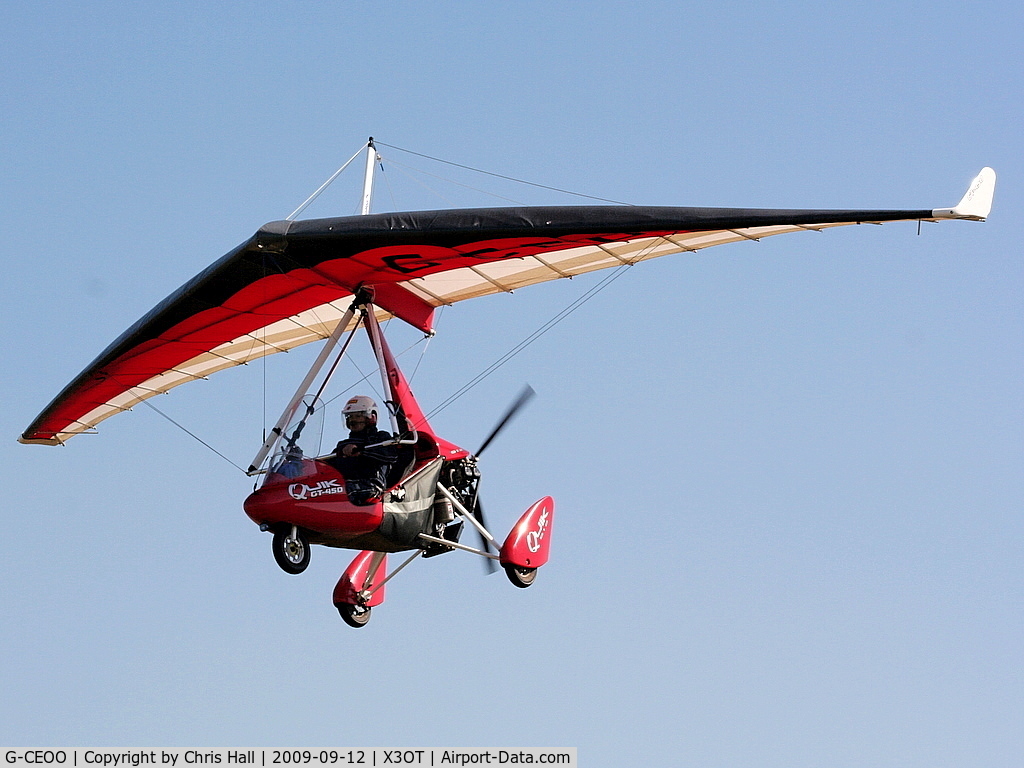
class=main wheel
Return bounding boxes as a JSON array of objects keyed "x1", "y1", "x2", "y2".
[
  {"x1": 338, "y1": 603, "x2": 372, "y2": 628},
  {"x1": 503, "y1": 563, "x2": 537, "y2": 588},
  {"x1": 272, "y1": 527, "x2": 310, "y2": 574}
]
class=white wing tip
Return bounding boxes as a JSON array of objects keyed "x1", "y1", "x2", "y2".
[
  {"x1": 932, "y1": 167, "x2": 996, "y2": 221},
  {"x1": 18, "y1": 435, "x2": 63, "y2": 446}
]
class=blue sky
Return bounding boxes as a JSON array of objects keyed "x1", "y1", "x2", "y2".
[{"x1": 2, "y1": 2, "x2": 1021, "y2": 765}]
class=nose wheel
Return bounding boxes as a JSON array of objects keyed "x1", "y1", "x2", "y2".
[{"x1": 272, "y1": 526, "x2": 310, "y2": 574}]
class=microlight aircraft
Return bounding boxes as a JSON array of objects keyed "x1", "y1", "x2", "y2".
[{"x1": 19, "y1": 140, "x2": 995, "y2": 626}]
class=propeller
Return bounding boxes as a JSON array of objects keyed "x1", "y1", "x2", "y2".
[
  {"x1": 471, "y1": 384, "x2": 536, "y2": 574},
  {"x1": 475, "y1": 384, "x2": 535, "y2": 458}
]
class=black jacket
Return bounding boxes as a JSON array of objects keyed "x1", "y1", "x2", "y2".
[{"x1": 327, "y1": 427, "x2": 398, "y2": 479}]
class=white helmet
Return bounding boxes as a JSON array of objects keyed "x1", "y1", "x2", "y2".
[{"x1": 343, "y1": 395, "x2": 377, "y2": 419}]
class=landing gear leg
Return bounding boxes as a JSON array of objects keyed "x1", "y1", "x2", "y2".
[{"x1": 272, "y1": 526, "x2": 310, "y2": 574}]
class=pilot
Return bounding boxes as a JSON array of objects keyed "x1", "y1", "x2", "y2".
[{"x1": 327, "y1": 395, "x2": 398, "y2": 506}]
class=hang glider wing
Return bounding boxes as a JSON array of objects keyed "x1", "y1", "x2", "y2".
[{"x1": 20, "y1": 168, "x2": 995, "y2": 446}]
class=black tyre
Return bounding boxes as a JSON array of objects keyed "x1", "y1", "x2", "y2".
[
  {"x1": 272, "y1": 528, "x2": 310, "y2": 574},
  {"x1": 503, "y1": 564, "x2": 537, "y2": 588},
  {"x1": 338, "y1": 603, "x2": 372, "y2": 628}
]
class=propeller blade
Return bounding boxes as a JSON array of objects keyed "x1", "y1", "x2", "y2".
[
  {"x1": 475, "y1": 384, "x2": 535, "y2": 457},
  {"x1": 473, "y1": 495, "x2": 498, "y2": 574}
]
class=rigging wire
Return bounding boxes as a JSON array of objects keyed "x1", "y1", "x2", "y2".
[
  {"x1": 409, "y1": 305, "x2": 443, "y2": 384},
  {"x1": 375, "y1": 141, "x2": 633, "y2": 206},
  {"x1": 136, "y1": 396, "x2": 249, "y2": 474},
  {"x1": 287, "y1": 142, "x2": 367, "y2": 221},
  {"x1": 378, "y1": 159, "x2": 400, "y2": 212},
  {"x1": 378, "y1": 155, "x2": 530, "y2": 207},
  {"x1": 260, "y1": 251, "x2": 269, "y2": 443},
  {"x1": 425, "y1": 260, "x2": 637, "y2": 421},
  {"x1": 315, "y1": 332, "x2": 431, "y2": 413}
]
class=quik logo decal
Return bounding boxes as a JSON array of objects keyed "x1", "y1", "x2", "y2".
[
  {"x1": 288, "y1": 479, "x2": 345, "y2": 500},
  {"x1": 526, "y1": 505, "x2": 550, "y2": 553}
]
